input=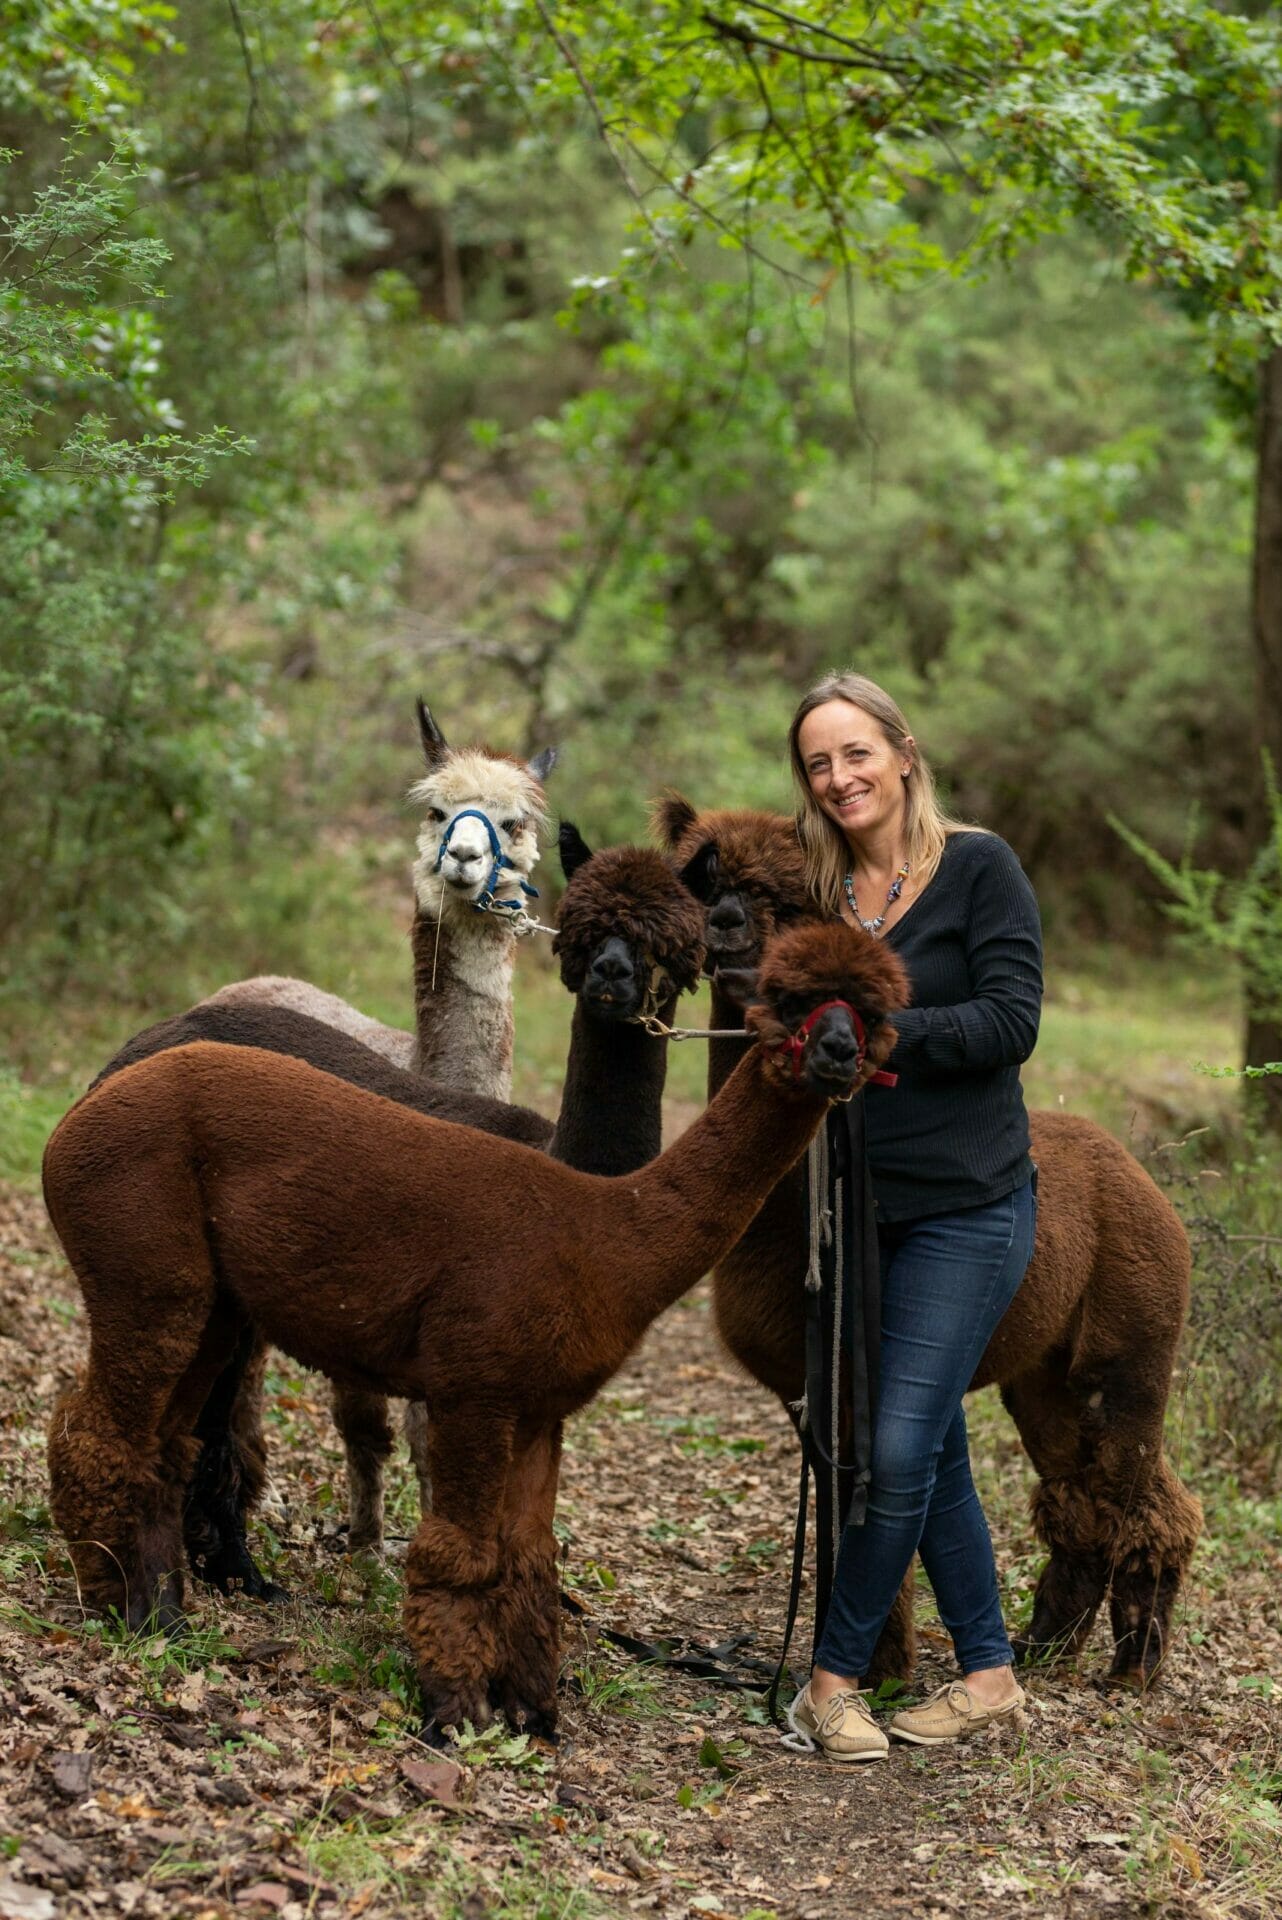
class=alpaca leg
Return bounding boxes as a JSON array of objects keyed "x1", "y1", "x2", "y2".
[
  {"x1": 1004, "y1": 1363, "x2": 1202, "y2": 1684},
  {"x1": 50, "y1": 1297, "x2": 222, "y2": 1632},
  {"x1": 333, "y1": 1385, "x2": 395, "y2": 1553},
  {"x1": 864, "y1": 1572, "x2": 917, "y2": 1689},
  {"x1": 1096, "y1": 1448, "x2": 1201, "y2": 1688},
  {"x1": 185, "y1": 1328, "x2": 285, "y2": 1601},
  {"x1": 1002, "y1": 1364, "x2": 1110, "y2": 1666},
  {"x1": 489, "y1": 1421, "x2": 564, "y2": 1738},
  {"x1": 403, "y1": 1412, "x2": 515, "y2": 1736},
  {"x1": 404, "y1": 1398, "x2": 433, "y2": 1513},
  {"x1": 49, "y1": 1375, "x2": 186, "y2": 1630}
]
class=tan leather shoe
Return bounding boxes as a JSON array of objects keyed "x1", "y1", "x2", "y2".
[
  {"x1": 784, "y1": 1683, "x2": 889, "y2": 1762},
  {"x1": 890, "y1": 1679, "x2": 1027, "y2": 1745}
]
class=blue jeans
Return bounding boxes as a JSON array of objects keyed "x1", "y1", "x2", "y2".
[{"x1": 813, "y1": 1175, "x2": 1037, "y2": 1680}]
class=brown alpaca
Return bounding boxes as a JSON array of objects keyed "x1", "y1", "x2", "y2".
[
  {"x1": 200, "y1": 703, "x2": 558, "y2": 1551},
  {"x1": 656, "y1": 796, "x2": 1202, "y2": 1688},
  {"x1": 89, "y1": 1001, "x2": 555, "y2": 1596},
  {"x1": 44, "y1": 920, "x2": 907, "y2": 1735},
  {"x1": 127, "y1": 831, "x2": 701, "y2": 1590}
]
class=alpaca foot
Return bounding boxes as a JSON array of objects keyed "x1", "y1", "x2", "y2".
[
  {"x1": 418, "y1": 1669, "x2": 493, "y2": 1737},
  {"x1": 1106, "y1": 1628, "x2": 1167, "y2": 1691},
  {"x1": 126, "y1": 1570, "x2": 186, "y2": 1636},
  {"x1": 491, "y1": 1676, "x2": 559, "y2": 1741},
  {"x1": 194, "y1": 1533, "x2": 287, "y2": 1603}
]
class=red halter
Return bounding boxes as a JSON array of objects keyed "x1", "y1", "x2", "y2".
[{"x1": 776, "y1": 999, "x2": 898, "y2": 1090}]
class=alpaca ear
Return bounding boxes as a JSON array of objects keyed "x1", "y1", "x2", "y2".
[
  {"x1": 416, "y1": 698, "x2": 449, "y2": 769},
  {"x1": 558, "y1": 821, "x2": 594, "y2": 879},
  {"x1": 652, "y1": 790, "x2": 698, "y2": 849},
  {"x1": 529, "y1": 745, "x2": 559, "y2": 783},
  {"x1": 677, "y1": 840, "x2": 720, "y2": 903},
  {"x1": 714, "y1": 964, "x2": 759, "y2": 1009}
]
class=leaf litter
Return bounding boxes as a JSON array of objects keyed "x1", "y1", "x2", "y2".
[{"x1": 2, "y1": 1179, "x2": 1280, "y2": 1917}]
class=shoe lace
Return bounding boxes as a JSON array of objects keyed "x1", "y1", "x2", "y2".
[{"x1": 817, "y1": 1689, "x2": 875, "y2": 1736}]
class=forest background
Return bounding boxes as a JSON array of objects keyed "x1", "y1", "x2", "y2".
[{"x1": 3, "y1": 8, "x2": 1282, "y2": 1918}]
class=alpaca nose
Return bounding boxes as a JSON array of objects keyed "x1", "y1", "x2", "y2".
[
  {"x1": 811, "y1": 1022, "x2": 858, "y2": 1076},
  {"x1": 709, "y1": 898, "x2": 746, "y2": 934},
  {"x1": 590, "y1": 948, "x2": 634, "y2": 985}
]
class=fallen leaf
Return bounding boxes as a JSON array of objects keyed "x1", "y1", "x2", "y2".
[
  {"x1": 236, "y1": 1639, "x2": 294, "y2": 1665},
  {"x1": 399, "y1": 1757, "x2": 463, "y2": 1807},
  {"x1": 49, "y1": 1750, "x2": 93, "y2": 1798},
  {"x1": 0, "y1": 1878, "x2": 56, "y2": 1920},
  {"x1": 234, "y1": 1884, "x2": 291, "y2": 1910}
]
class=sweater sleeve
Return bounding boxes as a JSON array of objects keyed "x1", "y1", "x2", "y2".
[{"x1": 888, "y1": 839, "x2": 1042, "y2": 1073}]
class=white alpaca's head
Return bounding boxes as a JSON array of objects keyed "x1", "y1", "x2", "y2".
[{"x1": 409, "y1": 701, "x2": 557, "y2": 919}]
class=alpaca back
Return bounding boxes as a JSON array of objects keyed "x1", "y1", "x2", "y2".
[
  {"x1": 200, "y1": 977, "x2": 415, "y2": 1071},
  {"x1": 974, "y1": 1110, "x2": 1190, "y2": 1391},
  {"x1": 92, "y1": 1002, "x2": 554, "y2": 1148}
]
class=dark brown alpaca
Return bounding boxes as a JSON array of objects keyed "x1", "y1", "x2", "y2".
[
  {"x1": 89, "y1": 831, "x2": 707, "y2": 1596},
  {"x1": 44, "y1": 919, "x2": 907, "y2": 1735},
  {"x1": 323, "y1": 827, "x2": 712, "y2": 1558},
  {"x1": 656, "y1": 796, "x2": 1202, "y2": 1688},
  {"x1": 197, "y1": 704, "x2": 559, "y2": 1551},
  {"x1": 90, "y1": 1002, "x2": 555, "y2": 1595}
]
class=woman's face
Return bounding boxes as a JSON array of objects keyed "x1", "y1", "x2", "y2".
[{"x1": 798, "y1": 699, "x2": 911, "y2": 845}]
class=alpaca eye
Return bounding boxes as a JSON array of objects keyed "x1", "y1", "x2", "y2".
[
  {"x1": 428, "y1": 808, "x2": 446, "y2": 824},
  {"x1": 501, "y1": 818, "x2": 520, "y2": 835}
]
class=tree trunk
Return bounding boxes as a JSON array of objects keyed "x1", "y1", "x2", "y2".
[{"x1": 1246, "y1": 318, "x2": 1282, "y2": 1128}]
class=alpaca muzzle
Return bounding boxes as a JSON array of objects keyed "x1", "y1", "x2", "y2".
[{"x1": 775, "y1": 1000, "x2": 898, "y2": 1094}]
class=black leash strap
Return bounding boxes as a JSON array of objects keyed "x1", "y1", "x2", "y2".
[
  {"x1": 768, "y1": 1099, "x2": 881, "y2": 1727},
  {"x1": 765, "y1": 1433, "x2": 815, "y2": 1721}
]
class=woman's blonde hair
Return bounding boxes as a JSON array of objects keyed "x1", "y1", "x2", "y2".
[{"x1": 788, "y1": 671, "x2": 978, "y2": 914}]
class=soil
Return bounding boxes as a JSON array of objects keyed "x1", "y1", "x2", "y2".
[{"x1": 2, "y1": 1181, "x2": 1279, "y2": 1920}]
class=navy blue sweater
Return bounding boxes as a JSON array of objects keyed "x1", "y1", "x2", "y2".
[{"x1": 863, "y1": 830, "x2": 1043, "y2": 1222}]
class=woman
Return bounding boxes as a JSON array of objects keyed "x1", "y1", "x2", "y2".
[{"x1": 784, "y1": 671, "x2": 1042, "y2": 1762}]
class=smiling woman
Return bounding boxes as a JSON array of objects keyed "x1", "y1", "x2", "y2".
[{"x1": 782, "y1": 669, "x2": 1044, "y2": 1762}]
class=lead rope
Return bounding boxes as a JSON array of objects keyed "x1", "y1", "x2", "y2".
[
  {"x1": 830, "y1": 1168, "x2": 844, "y2": 1582},
  {"x1": 769, "y1": 1126, "x2": 832, "y2": 1733}
]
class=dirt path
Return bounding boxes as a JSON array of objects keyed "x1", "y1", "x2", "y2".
[{"x1": 2, "y1": 1181, "x2": 1279, "y2": 1920}]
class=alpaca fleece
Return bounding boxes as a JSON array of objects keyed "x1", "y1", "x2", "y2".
[
  {"x1": 44, "y1": 919, "x2": 906, "y2": 1734},
  {"x1": 93, "y1": 1002, "x2": 554, "y2": 1147},
  {"x1": 656, "y1": 800, "x2": 1201, "y2": 1687},
  {"x1": 199, "y1": 977, "x2": 416, "y2": 1070}
]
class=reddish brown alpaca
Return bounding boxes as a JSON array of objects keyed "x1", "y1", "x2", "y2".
[
  {"x1": 44, "y1": 920, "x2": 908, "y2": 1735},
  {"x1": 656, "y1": 797, "x2": 1202, "y2": 1687}
]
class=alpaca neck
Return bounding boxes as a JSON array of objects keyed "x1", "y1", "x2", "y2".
[
  {"x1": 707, "y1": 978, "x2": 749, "y2": 1102},
  {"x1": 548, "y1": 994, "x2": 673, "y2": 1176},
  {"x1": 605, "y1": 1046, "x2": 826, "y2": 1354},
  {"x1": 410, "y1": 908, "x2": 516, "y2": 1100}
]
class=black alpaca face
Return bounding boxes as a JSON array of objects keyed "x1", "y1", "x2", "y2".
[{"x1": 555, "y1": 825, "x2": 706, "y2": 1024}]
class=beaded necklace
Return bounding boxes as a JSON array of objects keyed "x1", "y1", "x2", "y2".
[{"x1": 844, "y1": 860, "x2": 910, "y2": 936}]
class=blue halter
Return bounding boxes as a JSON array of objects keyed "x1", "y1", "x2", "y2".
[{"x1": 433, "y1": 807, "x2": 540, "y2": 914}]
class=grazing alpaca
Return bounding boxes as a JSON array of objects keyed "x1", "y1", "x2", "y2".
[
  {"x1": 656, "y1": 796, "x2": 1202, "y2": 1688},
  {"x1": 44, "y1": 919, "x2": 907, "y2": 1734},
  {"x1": 200, "y1": 703, "x2": 557, "y2": 1549},
  {"x1": 90, "y1": 1002, "x2": 555, "y2": 1593}
]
